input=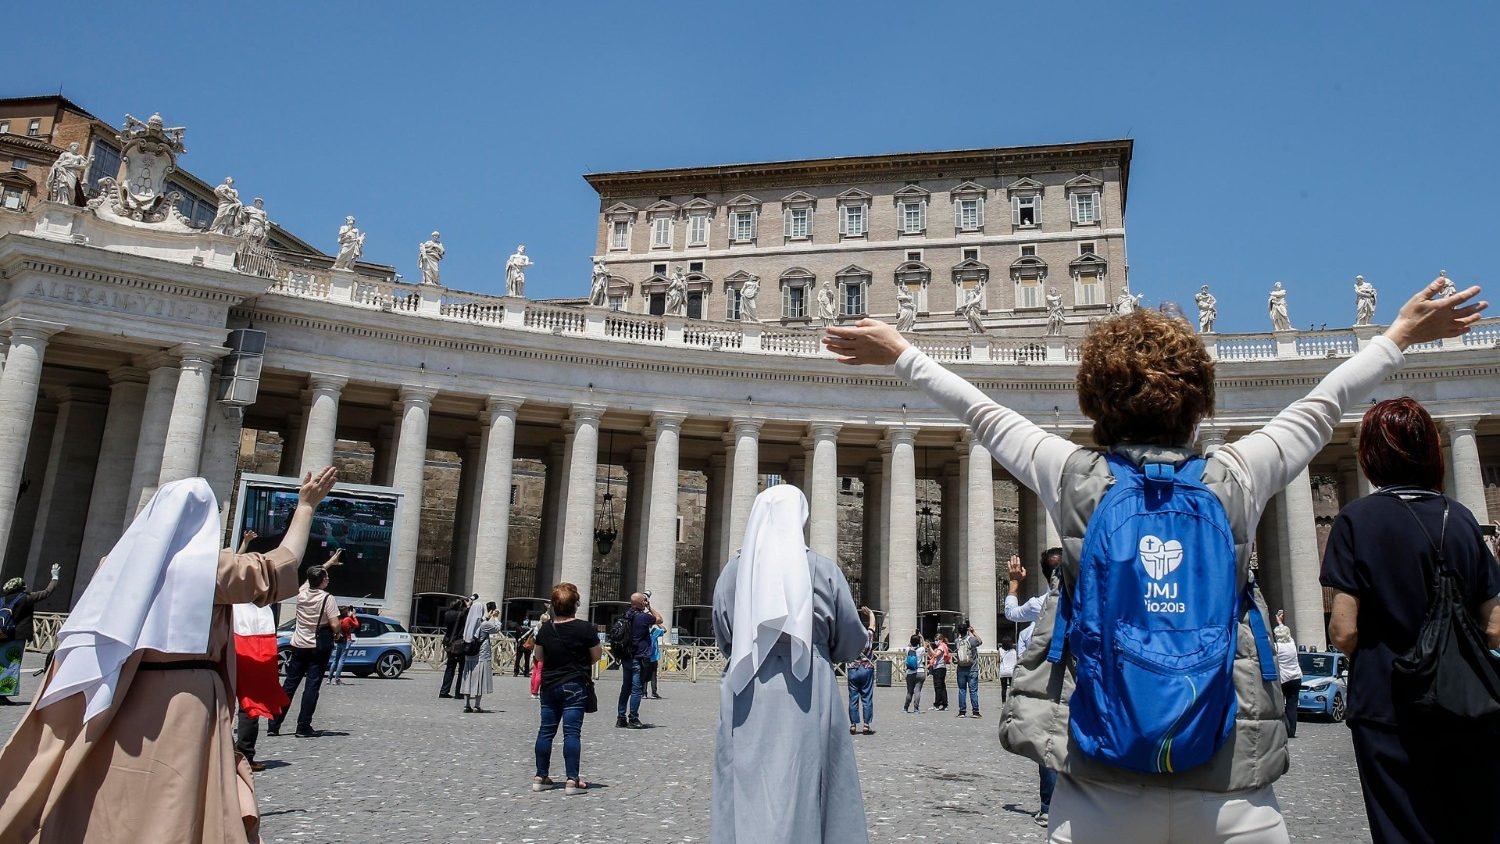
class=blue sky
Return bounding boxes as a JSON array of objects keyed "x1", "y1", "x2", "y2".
[{"x1": 11, "y1": 2, "x2": 1497, "y2": 333}]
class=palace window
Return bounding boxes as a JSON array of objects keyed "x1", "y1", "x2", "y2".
[
  {"x1": 962, "y1": 247, "x2": 980, "y2": 262},
  {"x1": 2, "y1": 187, "x2": 24, "y2": 211},
  {"x1": 1016, "y1": 279, "x2": 1042, "y2": 310},
  {"x1": 900, "y1": 201, "x2": 926, "y2": 234},
  {"x1": 10, "y1": 159, "x2": 25, "y2": 171},
  {"x1": 607, "y1": 294, "x2": 626, "y2": 312},
  {"x1": 906, "y1": 250, "x2": 923, "y2": 262},
  {"x1": 652, "y1": 263, "x2": 668, "y2": 276},
  {"x1": 835, "y1": 266, "x2": 871, "y2": 317},
  {"x1": 956, "y1": 197, "x2": 983, "y2": 231},
  {"x1": 687, "y1": 213, "x2": 708, "y2": 246},
  {"x1": 1079, "y1": 241, "x2": 1096, "y2": 255},
  {"x1": 785, "y1": 206, "x2": 810, "y2": 239},
  {"x1": 732, "y1": 210, "x2": 756, "y2": 243},
  {"x1": 26, "y1": 119, "x2": 40, "y2": 137},
  {"x1": 895, "y1": 260, "x2": 931, "y2": 312},
  {"x1": 87, "y1": 140, "x2": 121, "y2": 191},
  {"x1": 1077, "y1": 274, "x2": 1102, "y2": 306},
  {"x1": 689, "y1": 261, "x2": 704, "y2": 273},
  {"x1": 687, "y1": 291, "x2": 704, "y2": 320},
  {"x1": 839, "y1": 204, "x2": 866, "y2": 237},
  {"x1": 842, "y1": 282, "x2": 865, "y2": 316},
  {"x1": 1021, "y1": 244, "x2": 1037, "y2": 257},
  {"x1": 611, "y1": 220, "x2": 631, "y2": 250},
  {"x1": 1013, "y1": 195, "x2": 1038, "y2": 228},
  {"x1": 0, "y1": 121, "x2": 8, "y2": 134},
  {"x1": 651, "y1": 216, "x2": 673, "y2": 248},
  {"x1": 783, "y1": 285, "x2": 807, "y2": 318},
  {"x1": 1070, "y1": 192, "x2": 1099, "y2": 225},
  {"x1": 725, "y1": 286, "x2": 743, "y2": 321},
  {"x1": 648, "y1": 291, "x2": 667, "y2": 316}
]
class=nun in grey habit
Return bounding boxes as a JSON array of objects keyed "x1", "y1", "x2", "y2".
[{"x1": 711, "y1": 485, "x2": 870, "y2": 844}]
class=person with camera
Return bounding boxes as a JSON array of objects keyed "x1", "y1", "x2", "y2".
[
  {"x1": 614, "y1": 591, "x2": 662, "y2": 728},
  {"x1": 438, "y1": 596, "x2": 471, "y2": 698},
  {"x1": 268, "y1": 548, "x2": 344, "y2": 738}
]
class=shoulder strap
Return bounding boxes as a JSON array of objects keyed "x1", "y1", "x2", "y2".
[{"x1": 1243, "y1": 580, "x2": 1278, "y2": 681}]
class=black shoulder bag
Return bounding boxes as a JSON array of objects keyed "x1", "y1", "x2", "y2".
[
  {"x1": 314, "y1": 595, "x2": 335, "y2": 652},
  {"x1": 1391, "y1": 497, "x2": 1500, "y2": 726}
]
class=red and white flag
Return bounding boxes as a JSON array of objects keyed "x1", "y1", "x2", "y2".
[{"x1": 232, "y1": 604, "x2": 288, "y2": 720}]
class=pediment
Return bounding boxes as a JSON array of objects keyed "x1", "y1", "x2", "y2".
[
  {"x1": 835, "y1": 264, "x2": 872, "y2": 278},
  {"x1": 780, "y1": 190, "x2": 817, "y2": 205},
  {"x1": 780, "y1": 266, "x2": 815, "y2": 282},
  {"x1": 951, "y1": 258, "x2": 989, "y2": 272},
  {"x1": 895, "y1": 260, "x2": 931, "y2": 274},
  {"x1": 726, "y1": 193, "x2": 762, "y2": 208},
  {"x1": 1070, "y1": 252, "x2": 1107, "y2": 269},
  {"x1": 949, "y1": 180, "x2": 987, "y2": 196},
  {"x1": 893, "y1": 184, "x2": 930, "y2": 199},
  {"x1": 680, "y1": 197, "x2": 716, "y2": 213},
  {"x1": 0, "y1": 170, "x2": 37, "y2": 190},
  {"x1": 1011, "y1": 255, "x2": 1048, "y2": 270},
  {"x1": 724, "y1": 269, "x2": 757, "y2": 285},
  {"x1": 1005, "y1": 177, "x2": 1044, "y2": 195},
  {"x1": 604, "y1": 201, "x2": 638, "y2": 216},
  {"x1": 1064, "y1": 173, "x2": 1104, "y2": 191},
  {"x1": 645, "y1": 199, "x2": 680, "y2": 215},
  {"x1": 835, "y1": 187, "x2": 872, "y2": 203}
]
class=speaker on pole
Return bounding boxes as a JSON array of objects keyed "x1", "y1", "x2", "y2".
[{"x1": 218, "y1": 328, "x2": 267, "y2": 407}]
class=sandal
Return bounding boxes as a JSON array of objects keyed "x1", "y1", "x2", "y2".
[
  {"x1": 531, "y1": 776, "x2": 555, "y2": 792},
  {"x1": 862, "y1": 726, "x2": 875, "y2": 735},
  {"x1": 565, "y1": 778, "x2": 589, "y2": 795},
  {"x1": 849, "y1": 725, "x2": 858, "y2": 735}
]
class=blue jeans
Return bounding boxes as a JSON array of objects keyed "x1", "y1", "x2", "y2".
[
  {"x1": 846, "y1": 665, "x2": 874, "y2": 725},
  {"x1": 271, "y1": 646, "x2": 329, "y2": 733},
  {"x1": 536, "y1": 680, "x2": 587, "y2": 781},
  {"x1": 956, "y1": 666, "x2": 980, "y2": 714},
  {"x1": 1039, "y1": 764, "x2": 1058, "y2": 813},
  {"x1": 616, "y1": 656, "x2": 646, "y2": 718},
  {"x1": 327, "y1": 640, "x2": 350, "y2": 680}
]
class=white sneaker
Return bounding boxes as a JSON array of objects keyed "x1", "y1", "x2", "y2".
[{"x1": 1035, "y1": 812, "x2": 1049, "y2": 828}]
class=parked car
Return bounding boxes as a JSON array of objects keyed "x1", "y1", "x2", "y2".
[
  {"x1": 278, "y1": 612, "x2": 412, "y2": 679},
  {"x1": 1297, "y1": 651, "x2": 1349, "y2": 721}
]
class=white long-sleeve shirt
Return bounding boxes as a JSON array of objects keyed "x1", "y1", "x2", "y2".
[
  {"x1": 893, "y1": 335, "x2": 1406, "y2": 533},
  {"x1": 1004, "y1": 593, "x2": 1045, "y2": 624}
]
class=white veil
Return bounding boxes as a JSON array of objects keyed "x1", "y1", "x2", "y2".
[
  {"x1": 724, "y1": 484, "x2": 814, "y2": 695},
  {"x1": 38, "y1": 478, "x2": 221, "y2": 721},
  {"x1": 463, "y1": 597, "x2": 487, "y2": 642}
]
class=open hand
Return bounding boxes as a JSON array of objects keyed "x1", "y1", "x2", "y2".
[
  {"x1": 1007, "y1": 555, "x2": 1026, "y2": 582},
  {"x1": 49, "y1": 563, "x2": 61, "y2": 580},
  {"x1": 822, "y1": 319, "x2": 911, "y2": 366},
  {"x1": 242, "y1": 530, "x2": 258, "y2": 544},
  {"x1": 1384, "y1": 277, "x2": 1487, "y2": 349},
  {"x1": 299, "y1": 466, "x2": 338, "y2": 508},
  {"x1": 326, "y1": 548, "x2": 345, "y2": 567}
]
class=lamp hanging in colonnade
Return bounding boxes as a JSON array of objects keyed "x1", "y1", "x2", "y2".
[
  {"x1": 594, "y1": 431, "x2": 619, "y2": 556},
  {"x1": 917, "y1": 446, "x2": 938, "y2": 567}
]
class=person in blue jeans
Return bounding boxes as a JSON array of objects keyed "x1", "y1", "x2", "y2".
[
  {"x1": 952, "y1": 621, "x2": 983, "y2": 717},
  {"x1": 533, "y1": 582, "x2": 602, "y2": 795},
  {"x1": 616, "y1": 592, "x2": 662, "y2": 728},
  {"x1": 846, "y1": 607, "x2": 877, "y2": 735}
]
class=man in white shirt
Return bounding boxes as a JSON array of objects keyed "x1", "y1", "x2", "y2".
[
  {"x1": 1006, "y1": 548, "x2": 1061, "y2": 828},
  {"x1": 270, "y1": 554, "x2": 343, "y2": 737}
]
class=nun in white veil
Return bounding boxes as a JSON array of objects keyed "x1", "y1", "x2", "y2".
[{"x1": 710, "y1": 484, "x2": 871, "y2": 844}]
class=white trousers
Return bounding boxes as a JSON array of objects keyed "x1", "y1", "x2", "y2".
[{"x1": 1048, "y1": 775, "x2": 1290, "y2": 844}]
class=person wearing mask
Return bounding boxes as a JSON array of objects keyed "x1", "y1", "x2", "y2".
[
  {"x1": 846, "y1": 607, "x2": 877, "y2": 736},
  {"x1": 928, "y1": 632, "x2": 950, "y2": 711},
  {"x1": 0, "y1": 467, "x2": 338, "y2": 843},
  {"x1": 438, "y1": 596, "x2": 471, "y2": 699},
  {"x1": 952, "y1": 621, "x2": 983, "y2": 718},
  {"x1": 532, "y1": 583, "x2": 601, "y2": 795},
  {"x1": 827, "y1": 275, "x2": 1485, "y2": 842},
  {"x1": 902, "y1": 633, "x2": 927, "y2": 714},
  {"x1": 268, "y1": 547, "x2": 344, "y2": 738},
  {"x1": 711, "y1": 485, "x2": 870, "y2": 843},
  {"x1": 1272, "y1": 612, "x2": 1302, "y2": 739},
  {"x1": 1322, "y1": 397, "x2": 1500, "y2": 843},
  {"x1": 0, "y1": 565, "x2": 60, "y2": 706},
  {"x1": 327, "y1": 606, "x2": 358, "y2": 685},
  {"x1": 461, "y1": 601, "x2": 503, "y2": 713}
]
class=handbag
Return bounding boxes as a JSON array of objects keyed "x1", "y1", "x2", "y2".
[
  {"x1": 1391, "y1": 497, "x2": 1500, "y2": 725},
  {"x1": 585, "y1": 679, "x2": 598, "y2": 714},
  {"x1": 313, "y1": 595, "x2": 335, "y2": 651}
]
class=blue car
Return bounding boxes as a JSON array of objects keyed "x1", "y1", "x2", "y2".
[
  {"x1": 277, "y1": 612, "x2": 412, "y2": 680},
  {"x1": 1297, "y1": 651, "x2": 1349, "y2": 722}
]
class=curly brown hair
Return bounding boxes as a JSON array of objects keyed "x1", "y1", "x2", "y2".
[{"x1": 1076, "y1": 310, "x2": 1215, "y2": 447}]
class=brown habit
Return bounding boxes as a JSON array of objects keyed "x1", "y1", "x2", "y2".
[{"x1": 0, "y1": 547, "x2": 298, "y2": 843}]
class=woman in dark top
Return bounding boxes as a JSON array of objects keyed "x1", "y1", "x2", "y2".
[
  {"x1": 531, "y1": 581, "x2": 602, "y2": 796},
  {"x1": 1320, "y1": 397, "x2": 1500, "y2": 844}
]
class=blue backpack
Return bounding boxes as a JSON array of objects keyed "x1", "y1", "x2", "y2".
[{"x1": 1047, "y1": 454, "x2": 1276, "y2": 774}]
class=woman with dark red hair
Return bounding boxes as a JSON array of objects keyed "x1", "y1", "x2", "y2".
[{"x1": 1321, "y1": 397, "x2": 1500, "y2": 844}]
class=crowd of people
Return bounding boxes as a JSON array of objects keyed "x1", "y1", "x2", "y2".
[{"x1": 0, "y1": 276, "x2": 1495, "y2": 844}]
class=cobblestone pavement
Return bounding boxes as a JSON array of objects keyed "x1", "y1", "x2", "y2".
[{"x1": 0, "y1": 659, "x2": 1371, "y2": 842}]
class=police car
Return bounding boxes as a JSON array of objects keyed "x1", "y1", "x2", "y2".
[
  {"x1": 277, "y1": 612, "x2": 413, "y2": 680},
  {"x1": 1296, "y1": 651, "x2": 1349, "y2": 721}
]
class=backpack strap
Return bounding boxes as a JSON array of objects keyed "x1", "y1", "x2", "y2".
[
  {"x1": 1243, "y1": 580, "x2": 1278, "y2": 681},
  {"x1": 1046, "y1": 588, "x2": 1071, "y2": 665}
]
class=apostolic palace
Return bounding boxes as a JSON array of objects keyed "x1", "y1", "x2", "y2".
[{"x1": 0, "y1": 94, "x2": 1495, "y2": 654}]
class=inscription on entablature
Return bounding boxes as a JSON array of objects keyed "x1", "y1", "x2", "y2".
[{"x1": 24, "y1": 279, "x2": 215, "y2": 326}]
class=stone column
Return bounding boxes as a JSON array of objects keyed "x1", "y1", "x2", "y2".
[
  {"x1": 1198, "y1": 427, "x2": 1227, "y2": 455},
  {"x1": 940, "y1": 460, "x2": 965, "y2": 612},
  {"x1": 124, "y1": 359, "x2": 179, "y2": 518},
  {"x1": 0, "y1": 319, "x2": 63, "y2": 568},
  {"x1": 862, "y1": 457, "x2": 890, "y2": 618},
  {"x1": 199, "y1": 400, "x2": 244, "y2": 533},
  {"x1": 2, "y1": 403, "x2": 55, "y2": 582},
  {"x1": 370, "y1": 424, "x2": 397, "y2": 487},
  {"x1": 885, "y1": 427, "x2": 919, "y2": 643},
  {"x1": 725, "y1": 419, "x2": 762, "y2": 556},
  {"x1": 805, "y1": 423, "x2": 842, "y2": 560},
  {"x1": 1020, "y1": 488, "x2": 1060, "y2": 597},
  {"x1": 388, "y1": 385, "x2": 437, "y2": 625},
  {"x1": 701, "y1": 453, "x2": 728, "y2": 591},
  {"x1": 155, "y1": 343, "x2": 226, "y2": 488},
  {"x1": 535, "y1": 442, "x2": 567, "y2": 594},
  {"x1": 966, "y1": 436, "x2": 997, "y2": 648},
  {"x1": 715, "y1": 447, "x2": 737, "y2": 567},
  {"x1": 558, "y1": 405, "x2": 604, "y2": 612},
  {"x1": 787, "y1": 456, "x2": 807, "y2": 498},
  {"x1": 642, "y1": 412, "x2": 686, "y2": 624},
  {"x1": 1279, "y1": 467, "x2": 1326, "y2": 649},
  {"x1": 1444, "y1": 417, "x2": 1490, "y2": 522},
  {"x1": 24, "y1": 387, "x2": 108, "y2": 608},
  {"x1": 469, "y1": 397, "x2": 523, "y2": 603},
  {"x1": 75, "y1": 367, "x2": 148, "y2": 598},
  {"x1": 632, "y1": 446, "x2": 656, "y2": 596},
  {"x1": 449, "y1": 434, "x2": 483, "y2": 594},
  {"x1": 620, "y1": 449, "x2": 648, "y2": 596},
  {"x1": 298, "y1": 374, "x2": 348, "y2": 477}
]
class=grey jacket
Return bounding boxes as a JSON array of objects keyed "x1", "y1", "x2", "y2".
[{"x1": 999, "y1": 445, "x2": 1289, "y2": 793}]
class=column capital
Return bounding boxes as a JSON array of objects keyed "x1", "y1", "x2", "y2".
[
  {"x1": 307, "y1": 373, "x2": 350, "y2": 395},
  {"x1": 651, "y1": 411, "x2": 689, "y2": 432},
  {"x1": 0, "y1": 317, "x2": 66, "y2": 344},
  {"x1": 465, "y1": 433, "x2": 483, "y2": 452},
  {"x1": 729, "y1": 417, "x2": 763, "y2": 438},
  {"x1": 168, "y1": 342, "x2": 229, "y2": 366},
  {"x1": 1197, "y1": 423, "x2": 1229, "y2": 453},
  {"x1": 806, "y1": 422, "x2": 842, "y2": 441},
  {"x1": 882, "y1": 426, "x2": 917, "y2": 448},
  {"x1": 708, "y1": 452, "x2": 728, "y2": 470},
  {"x1": 483, "y1": 395, "x2": 526, "y2": 421},
  {"x1": 1441, "y1": 415, "x2": 1484, "y2": 436},
  {"x1": 398, "y1": 384, "x2": 439, "y2": 405},
  {"x1": 107, "y1": 365, "x2": 149, "y2": 386},
  {"x1": 568, "y1": 403, "x2": 606, "y2": 426},
  {"x1": 43, "y1": 385, "x2": 109, "y2": 405}
]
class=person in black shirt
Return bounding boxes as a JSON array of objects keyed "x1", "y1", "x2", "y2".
[
  {"x1": 616, "y1": 591, "x2": 662, "y2": 728},
  {"x1": 438, "y1": 596, "x2": 471, "y2": 699},
  {"x1": 1321, "y1": 397, "x2": 1500, "y2": 844},
  {"x1": 532, "y1": 581, "x2": 601, "y2": 795}
]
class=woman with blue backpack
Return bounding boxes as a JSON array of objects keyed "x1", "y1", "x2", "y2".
[
  {"x1": 0, "y1": 566, "x2": 59, "y2": 706},
  {"x1": 902, "y1": 634, "x2": 927, "y2": 713},
  {"x1": 825, "y1": 276, "x2": 1486, "y2": 843}
]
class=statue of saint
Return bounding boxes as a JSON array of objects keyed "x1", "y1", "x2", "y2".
[
  {"x1": 665, "y1": 269, "x2": 688, "y2": 317},
  {"x1": 1436, "y1": 269, "x2": 1457, "y2": 298},
  {"x1": 1354, "y1": 275, "x2": 1378, "y2": 326},
  {"x1": 505, "y1": 244, "x2": 533, "y2": 297},
  {"x1": 895, "y1": 285, "x2": 916, "y2": 333},
  {"x1": 816, "y1": 282, "x2": 838, "y2": 327},
  {"x1": 1045, "y1": 287, "x2": 1066, "y2": 336},
  {"x1": 588, "y1": 258, "x2": 609, "y2": 307},
  {"x1": 740, "y1": 276, "x2": 761, "y2": 323},
  {"x1": 1268, "y1": 282, "x2": 1293, "y2": 331},
  {"x1": 1195, "y1": 285, "x2": 1218, "y2": 333},
  {"x1": 240, "y1": 198, "x2": 269, "y2": 245},
  {"x1": 333, "y1": 216, "x2": 364, "y2": 270},
  {"x1": 46, "y1": 142, "x2": 92, "y2": 205},
  {"x1": 208, "y1": 177, "x2": 242, "y2": 235},
  {"x1": 418, "y1": 232, "x2": 445, "y2": 286},
  {"x1": 956, "y1": 282, "x2": 987, "y2": 335},
  {"x1": 1114, "y1": 285, "x2": 1142, "y2": 315}
]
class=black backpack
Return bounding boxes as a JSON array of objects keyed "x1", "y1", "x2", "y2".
[
  {"x1": 608, "y1": 611, "x2": 635, "y2": 659},
  {"x1": 1391, "y1": 497, "x2": 1500, "y2": 725},
  {"x1": 0, "y1": 592, "x2": 23, "y2": 641}
]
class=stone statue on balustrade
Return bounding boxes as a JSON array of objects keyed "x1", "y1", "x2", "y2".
[
  {"x1": 1354, "y1": 275, "x2": 1378, "y2": 326},
  {"x1": 1268, "y1": 281, "x2": 1293, "y2": 331},
  {"x1": 895, "y1": 285, "x2": 916, "y2": 333},
  {"x1": 209, "y1": 177, "x2": 243, "y2": 235},
  {"x1": 589, "y1": 257, "x2": 610, "y2": 307},
  {"x1": 816, "y1": 281, "x2": 837, "y2": 327},
  {"x1": 1436, "y1": 270, "x2": 1457, "y2": 298},
  {"x1": 333, "y1": 216, "x2": 365, "y2": 270},
  {"x1": 1113, "y1": 284, "x2": 1142, "y2": 315},
  {"x1": 418, "y1": 232, "x2": 445, "y2": 286},
  {"x1": 665, "y1": 269, "x2": 689, "y2": 317},
  {"x1": 505, "y1": 245, "x2": 533, "y2": 297},
  {"x1": 47, "y1": 142, "x2": 92, "y2": 205},
  {"x1": 740, "y1": 275, "x2": 761, "y2": 323},
  {"x1": 1195, "y1": 285, "x2": 1218, "y2": 333},
  {"x1": 1045, "y1": 287, "x2": 1066, "y2": 336},
  {"x1": 239, "y1": 198, "x2": 269, "y2": 245},
  {"x1": 956, "y1": 281, "x2": 988, "y2": 335}
]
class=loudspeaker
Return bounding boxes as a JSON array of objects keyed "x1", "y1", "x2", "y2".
[
  {"x1": 218, "y1": 328, "x2": 267, "y2": 407},
  {"x1": 226, "y1": 328, "x2": 267, "y2": 356}
]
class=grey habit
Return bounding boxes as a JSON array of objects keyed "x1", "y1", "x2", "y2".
[{"x1": 711, "y1": 549, "x2": 871, "y2": 844}]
